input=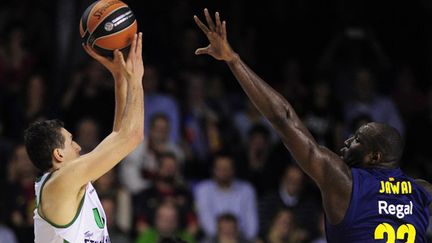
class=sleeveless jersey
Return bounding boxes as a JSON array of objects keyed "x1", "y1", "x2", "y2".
[
  {"x1": 326, "y1": 168, "x2": 432, "y2": 243},
  {"x1": 34, "y1": 172, "x2": 110, "y2": 243}
]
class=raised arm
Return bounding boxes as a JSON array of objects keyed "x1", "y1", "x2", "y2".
[
  {"x1": 41, "y1": 33, "x2": 144, "y2": 226},
  {"x1": 194, "y1": 9, "x2": 352, "y2": 223},
  {"x1": 52, "y1": 33, "x2": 144, "y2": 190}
]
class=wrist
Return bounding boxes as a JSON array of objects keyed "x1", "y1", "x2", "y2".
[
  {"x1": 226, "y1": 52, "x2": 240, "y2": 64},
  {"x1": 114, "y1": 75, "x2": 126, "y2": 86}
]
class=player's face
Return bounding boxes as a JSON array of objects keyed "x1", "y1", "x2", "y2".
[
  {"x1": 60, "y1": 128, "x2": 82, "y2": 161},
  {"x1": 340, "y1": 127, "x2": 370, "y2": 167}
]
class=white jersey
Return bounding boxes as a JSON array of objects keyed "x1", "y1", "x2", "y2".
[{"x1": 34, "y1": 172, "x2": 110, "y2": 243}]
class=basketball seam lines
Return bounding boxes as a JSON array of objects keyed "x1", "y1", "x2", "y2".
[{"x1": 93, "y1": 20, "x2": 137, "y2": 50}]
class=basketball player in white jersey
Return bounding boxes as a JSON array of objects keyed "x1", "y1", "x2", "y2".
[{"x1": 24, "y1": 33, "x2": 144, "y2": 243}]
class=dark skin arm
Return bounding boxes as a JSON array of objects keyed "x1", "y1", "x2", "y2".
[{"x1": 194, "y1": 9, "x2": 352, "y2": 224}]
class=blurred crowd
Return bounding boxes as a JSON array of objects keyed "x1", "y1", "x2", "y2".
[{"x1": 1, "y1": 0, "x2": 432, "y2": 242}]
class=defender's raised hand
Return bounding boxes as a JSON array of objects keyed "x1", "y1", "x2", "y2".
[{"x1": 194, "y1": 9, "x2": 236, "y2": 62}]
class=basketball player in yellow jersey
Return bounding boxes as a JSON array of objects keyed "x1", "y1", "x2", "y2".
[{"x1": 25, "y1": 33, "x2": 144, "y2": 243}]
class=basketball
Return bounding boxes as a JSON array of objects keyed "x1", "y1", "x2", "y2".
[{"x1": 80, "y1": 0, "x2": 138, "y2": 57}]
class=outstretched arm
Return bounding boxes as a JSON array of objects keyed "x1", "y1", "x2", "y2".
[{"x1": 194, "y1": 9, "x2": 352, "y2": 223}]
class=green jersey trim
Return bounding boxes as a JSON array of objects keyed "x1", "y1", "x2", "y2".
[{"x1": 37, "y1": 172, "x2": 86, "y2": 228}]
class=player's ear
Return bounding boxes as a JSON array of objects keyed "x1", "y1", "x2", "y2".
[
  {"x1": 370, "y1": 151, "x2": 382, "y2": 163},
  {"x1": 53, "y1": 148, "x2": 64, "y2": 162}
]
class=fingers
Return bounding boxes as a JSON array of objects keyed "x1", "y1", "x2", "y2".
[
  {"x1": 215, "y1": 12, "x2": 221, "y2": 34},
  {"x1": 222, "y1": 21, "x2": 227, "y2": 40},
  {"x1": 194, "y1": 15, "x2": 210, "y2": 34},
  {"x1": 204, "y1": 8, "x2": 216, "y2": 31},
  {"x1": 137, "y1": 32, "x2": 142, "y2": 59},
  {"x1": 113, "y1": 49, "x2": 125, "y2": 65},
  {"x1": 128, "y1": 33, "x2": 138, "y2": 60},
  {"x1": 82, "y1": 43, "x2": 110, "y2": 64},
  {"x1": 82, "y1": 43, "x2": 98, "y2": 59},
  {"x1": 195, "y1": 46, "x2": 210, "y2": 55}
]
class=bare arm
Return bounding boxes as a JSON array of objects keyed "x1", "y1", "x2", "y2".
[
  {"x1": 112, "y1": 77, "x2": 127, "y2": 132},
  {"x1": 194, "y1": 9, "x2": 352, "y2": 223},
  {"x1": 64, "y1": 33, "x2": 144, "y2": 185},
  {"x1": 42, "y1": 33, "x2": 144, "y2": 225}
]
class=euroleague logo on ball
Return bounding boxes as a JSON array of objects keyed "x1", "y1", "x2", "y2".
[{"x1": 104, "y1": 22, "x2": 114, "y2": 31}]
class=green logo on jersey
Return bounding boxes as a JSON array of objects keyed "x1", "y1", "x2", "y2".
[{"x1": 92, "y1": 208, "x2": 105, "y2": 229}]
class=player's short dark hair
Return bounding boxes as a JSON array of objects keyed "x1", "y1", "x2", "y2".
[
  {"x1": 24, "y1": 119, "x2": 65, "y2": 172},
  {"x1": 365, "y1": 122, "x2": 404, "y2": 163}
]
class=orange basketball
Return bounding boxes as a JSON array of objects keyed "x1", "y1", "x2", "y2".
[{"x1": 80, "y1": 0, "x2": 138, "y2": 56}]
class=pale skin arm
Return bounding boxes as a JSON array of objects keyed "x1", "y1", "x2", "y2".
[
  {"x1": 194, "y1": 9, "x2": 352, "y2": 224},
  {"x1": 41, "y1": 33, "x2": 145, "y2": 225}
]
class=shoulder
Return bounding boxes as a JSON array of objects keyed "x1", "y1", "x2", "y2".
[{"x1": 414, "y1": 179, "x2": 432, "y2": 196}]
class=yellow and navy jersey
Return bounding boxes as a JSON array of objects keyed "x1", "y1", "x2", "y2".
[{"x1": 326, "y1": 168, "x2": 431, "y2": 243}]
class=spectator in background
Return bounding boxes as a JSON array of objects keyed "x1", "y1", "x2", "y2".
[
  {"x1": 317, "y1": 28, "x2": 392, "y2": 103},
  {"x1": 349, "y1": 113, "x2": 373, "y2": 135},
  {"x1": 136, "y1": 202, "x2": 196, "y2": 243},
  {"x1": 0, "y1": 25, "x2": 35, "y2": 93},
  {"x1": 0, "y1": 222, "x2": 17, "y2": 243},
  {"x1": 120, "y1": 113, "x2": 185, "y2": 194},
  {"x1": 236, "y1": 124, "x2": 276, "y2": 197},
  {"x1": 391, "y1": 65, "x2": 428, "y2": 122},
  {"x1": 265, "y1": 209, "x2": 308, "y2": 243},
  {"x1": 93, "y1": 169, "x2": 133, "y2": 234},
  {"x1": 1, "y1": 73, "x2": 49, "y2": 140},
  {"x1": 259, "y1": 164, "x2": 320, "y2": 238},
  {"x1": 5, "y1": 143, "x2": 37, "y2": 242},
  {"x1": 279, "y1": 59, "x2": 309, "y2": 113},
  {"x1": 100, "y1": 194, "x2": 133, "y2": 243},
  {"x1": 303, "y1": 80, "x2": 343, "y2": 151},
  {"x1": 144, "y1": 65, "x2": 180, "y2": 144},
  {"x1": 182, "y1": 71, "x2": 221, "y2": 163},
  {"x1": 343, "y1": 68, "x2": 404, "y2": 138},
  {"x1": 133, "y1": 152, "x2": 197, "y2": 237},
  {"x1": 200, "y1": 213, "x2": 252, "y2": 243},
  {"x1": 194, "y1": 153, "x2": 258, "y2": 241},
  {"x1": 234, "y1": 100, "x2": 277, "y2": 144},
  {"x1": 311, "y1": 212, "x2": 327, "y2": 243},
  {"x1": 74, "y1": 117, "x2": 101, "y2": 155},
  {"x1": 21, "y1": 74, "x2": 49, "y2": 123},
  {"x1": 60, "y1": 60, "x2": 114, "y2": 135}
]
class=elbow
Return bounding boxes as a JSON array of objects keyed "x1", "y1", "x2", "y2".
[{"x1": 269, "y1": 104, "x2": 292, "y2": 129}]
